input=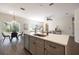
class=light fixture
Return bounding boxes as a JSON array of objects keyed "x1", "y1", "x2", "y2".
[
  {"x1": 13, "y1": 10, "x2": 16, "y2": 21},
  {"x1": 13, "y1": 15, "x2": 15, "y2": 21},
  {"x1": 9, "y1": 9, "x2": 16, "y2": 21}
]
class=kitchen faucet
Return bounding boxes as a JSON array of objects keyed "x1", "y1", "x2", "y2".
[{"x1": 34, "y1": 25, "x2": 38, "y2": 34}]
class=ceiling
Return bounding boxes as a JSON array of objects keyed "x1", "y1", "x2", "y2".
[{"x1": 0, "y1": 3, "x2": 79, "y2": 21}]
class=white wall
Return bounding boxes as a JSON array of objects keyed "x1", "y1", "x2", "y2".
[
  {"x1": 0, "y1": 12, "x2": 73, "y2": 36},
  {"x1": 74, "y1": 8, "x2": 79, "y2": 43},
  {"x1": 48, "y1": 15, "x2": 73, "y2": 36},
  {"x1": 27, "y1": 15, "x2": 73, "y2": 36}
]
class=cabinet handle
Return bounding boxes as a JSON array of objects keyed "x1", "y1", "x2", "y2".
[{"x1": 49, "y1": 45, "x2": 56, "y2": 49}]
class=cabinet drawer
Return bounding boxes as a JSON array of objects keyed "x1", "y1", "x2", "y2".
[{"x1": 45, "y1": 41, "x2": 65, "y2": 55}]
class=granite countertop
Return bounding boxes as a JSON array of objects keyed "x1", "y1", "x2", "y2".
[{"x1": 24, "y1": 32, "x2": 69, "y2": 46}]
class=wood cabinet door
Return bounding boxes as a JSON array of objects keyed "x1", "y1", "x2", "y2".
[
  {"x1": 36, "y1": 38, "x2": 45, "y2": 55},
  {"x1": 24, "y1": 34, "x2": 29, "y2": 50},
  {"x1": 29, "y1": 36, "x2": 37, "y2": 55},
  {"x1": 45, "y1": 41, "x2": 65, "y2": 55}
]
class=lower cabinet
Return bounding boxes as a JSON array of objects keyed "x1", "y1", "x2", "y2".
[
  {"x1": 29, "y1": 36, "x2": 45, "y2": 55},
  {"x1": 45, "y1": 41, "x2": 65, "y2": 55},
  {"x1": 29, "y1": 36, "x2": 37, "y2": 55},
  {"x1": 24, "y1": 34, "x2": 29, "y2": 50},
  {"x1": 24, "y1": 34, "x2": 66, "y2": 55},
  {"x1": 36, "y1": 38, "x2": 45, "y2": 55}
]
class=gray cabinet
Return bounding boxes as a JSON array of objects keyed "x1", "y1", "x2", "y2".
[
  {"x1": 45, "y1": 41, "x2": 65, "y2": 55},
  {"x1": 24, "y1": 34, "x2": 29, "y2": 50},
  {"x1": 29, "y1": 36, "x2": 37, "y2": 54},
  {"x1": 36, "y1": 38, "x2": 45, "y2": 55},
  {"x1": 29, "y1": 36, "x2": 45, "y2": 55},
  {"x1": 24, "y1": 34, "x2": 66, "y2": 55}
]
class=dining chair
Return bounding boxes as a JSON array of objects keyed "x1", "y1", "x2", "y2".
[
  {"x1": 18, "y1": 32, "x2": 23, "y2": 38},
  {"x1": 2, "y1": 33, "x2": 10, "y2": 42},
  {"x1": 10, "y1": 32, "x2": 18, "y2": 42},
  {"x1": 18, "y1": 32, "x2": 23, "y2": 36}
]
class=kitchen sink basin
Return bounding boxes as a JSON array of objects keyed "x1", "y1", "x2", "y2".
[{"x1": 34, "y1": 34, "x2": 47, "y2": 37}]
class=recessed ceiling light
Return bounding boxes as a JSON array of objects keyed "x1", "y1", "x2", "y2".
[
  {"x1": 20, "y1": 7, "x2": 25, "y2": 11},
  {"x1": 49, "y1": 3, "x2": 54, "y2": 6}
]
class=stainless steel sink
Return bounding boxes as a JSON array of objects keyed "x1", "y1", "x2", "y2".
[{"x1": 34, "y1": 34, "x2": 47, "y2": 37}]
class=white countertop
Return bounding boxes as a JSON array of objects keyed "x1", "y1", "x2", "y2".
[{"x1": 24, "y1": 32, "x2": 69, "y2": 46}]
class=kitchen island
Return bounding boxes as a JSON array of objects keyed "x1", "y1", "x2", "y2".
[{"x1": 24, "y1": 32, "x2": 69, "y2": 55}]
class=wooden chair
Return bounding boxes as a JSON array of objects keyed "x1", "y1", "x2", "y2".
[{"x1": 2, "y1": 33, "x2": 10, "y2": 42}]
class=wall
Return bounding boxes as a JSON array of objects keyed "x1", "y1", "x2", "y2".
[
  {"x1": 74, "y1": 8, "x2": 79, "y2": 43},
  {"x1": 47, "y1": 15, "x2": 73, "y2": 36},
  {"x1": 27, "y1": 15, "x2": 73, "y2": 36},
  {"x1": 0, "y1": 12, "x2": 73, "y2": 36}
]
